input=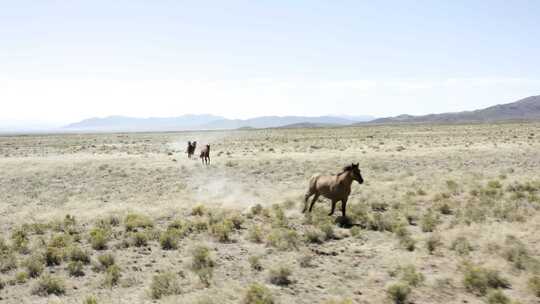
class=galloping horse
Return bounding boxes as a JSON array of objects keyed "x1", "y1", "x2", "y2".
[
  {"x1": 200, "y1": 144, "x2": 210, "y2": 165},
  {"x1": 187, "y1": 141, "x2": 197, "y2": 159},
  {"x1": 303, "y1": 163, "x2": 364, "y2": 217}
]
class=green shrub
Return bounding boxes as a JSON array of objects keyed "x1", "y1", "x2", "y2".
[
  {"x1": 45, "y1": 246, "x2": 64, "y2": 266},
  {"x1": 190, "y1": 245, "x2": 214, "y2": 286},
  {"x1": 243, "y1": 283, "x2": 275, "y2": 304},
  {"x1": 228, "y1": 212, "x2": 245, "y2": 229},
  {"x1": 209, "y1": 219, "x2": 234, "y2": 243},
  {"x1": 426, "y1": 234, "x2": 442, "y2": 254},
  {"x1": 451, "y1": 236, "x2": 474, "y2": 256},
  {"x1": 15, "y1": 271, "x2": 29, "y2": 284},
  {"x1": 159, "y1": 230, "x2": 179, "y2": 250},
  {"x1": 268, "y1": 266, "x2": 292, "y2": 286},
  {"x1": 89, "y1": 227, "x2": 109, "y2": 250},
  {"x1": 32, "y1": 274, "x2": 66, "y2": 296},
  {"x1": 132, "y1": 231, "x2": 148, "y2": 247},
  {"x1": 11, "y1": 228, "x2": 29, "y2": 253},
  {"x1": 191, "y1": 205, "x2": 206, "y2": 216},
  {"x1": 97, "y1": 253, "x2": 115, "y2": 270},
  {"x1": 420, "y1": 211, "x2": 439, "y2": 232},
  {"x1": 149, "y1": 272, "x2": 181, "y2": 299},
  {"x1": 304, "y1": 227, "x2": 325, "y2": 244},
  {"x1": 124, "y1": 213, "x2": 153, "y2": 231},
  {"x1": 463, "y1": 265, "x2": 510, "y2": 295},
  {"x1": 486, "y1": 290, "x2": 511, "y2": 304},
  {"x1": 350, "y1": 226, "x2": 362, "y2": 238},
  {"x1": 83, "y1": 296, "x2": 98, "y2": 304},
  {"x1": 68, "y1": 260, "x2": 85, "y2": 277},
  {"x1": 270, "y1": 205, "x2": 288, "y2": 228},
  {"x1": 528, "y1": 276, "x2": 540, "y2": 297},
  {"x1": 103, "y1": 265, "x2": 121, "y2": 288},
  {"x1": 387, "y1": 283, "x2": 411, "y2": 304},
  {"x1": 247, "y1": 224, "x2": 265, "y2": 243},
  {"x1": 400, "y1": 265, "x2": 425, "y2": 287},
  {"x1": 266, "y1": 228, "x2": 299, "y2": 251},
  {"x1": 25, "y1": 255, "x2": 44, "y2": 278},
  {"x1": 0, "y1": 252, "x2": 17, "y2": 273},
  {"x1": 249, "y1": 255, "x2": 263, "y2": 271},
  {"x1": 68, "y1": 246, "x2": 91, "y2": 264},
  {"x1": 488, "y1": 180, "x2": 503, "y2": 189},
  {"x1": 503, "y1": 235, "x2": 538, "y2": 271},
  {"x1": 319, "y1": 223, "x2": 335, "y2": 240}
]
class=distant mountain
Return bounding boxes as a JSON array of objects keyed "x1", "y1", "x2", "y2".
[
  {"x1": 63, "y1": 115, "x2": 367, "y2": 132},
  {"x1": 63, "y1": 114, "x2": 225, "y2": 131},
  {"x1": 367, "y1": 95, "x2": 540, "y2": 124},
  {"x1": 276, "y1": 122, "x2": 341, "y2": 129}
]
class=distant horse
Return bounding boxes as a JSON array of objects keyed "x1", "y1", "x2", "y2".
[
  {"x1": 303, "y1": 163, "x2": 364, "y2": 217},
  {"x1": 187, "y1": 141, "x2": 197, "y2": 159},
  {"x1": 200, "y1": 144, "x2": 210, "y2": 165}
]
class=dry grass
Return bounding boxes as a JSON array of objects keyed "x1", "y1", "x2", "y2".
[{"x1": 0, "y1": 123, "x2": 540, "y2": 303}]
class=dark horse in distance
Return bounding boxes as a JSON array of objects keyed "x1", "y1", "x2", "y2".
[
  {"x1": 187, "y1": 141, "x2": 197, "y2": 159},
  {"x1": 303, "y1": 163, "x2": 364, "y2": 217}
]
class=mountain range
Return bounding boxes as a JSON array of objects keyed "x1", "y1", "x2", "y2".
[
  {"x1": 367, "y1": 95, "x2": 540, "y2": 124},
  {"x1": 63, "y1": 115, "x2": 373, "y2": 132},
  {"x1": 7, "y1": 95, "x2": 540, "y2": 133}
]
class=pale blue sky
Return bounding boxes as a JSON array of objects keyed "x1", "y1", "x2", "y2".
[{"x1": 1, "y1": 1, "x2": 539, "y2": 127}]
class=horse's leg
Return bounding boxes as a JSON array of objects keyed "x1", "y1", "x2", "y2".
[
  {"x1": 308, "y1": 194, "x2": 319, "y2": 212},
  {"x1": 302, "y1": 192, "x2": 313, "y2": 213},
  {"x1": 329, "y1": 200, "x2": 337, "y2": 216},
  {"x1": 341, "y1": 198, "x2": 348, "y2": 217}
]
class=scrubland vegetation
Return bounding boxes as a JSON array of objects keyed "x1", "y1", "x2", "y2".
[{"x1": 1, "y1": 123, "x2": 540, "y2": 303}]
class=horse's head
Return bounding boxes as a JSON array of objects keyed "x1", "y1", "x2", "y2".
[{"x1": 344, "y1": 163, "x2": 363, "y2": 184}]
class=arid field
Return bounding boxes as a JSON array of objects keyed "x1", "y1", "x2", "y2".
[{"x1": 1, "y1": 123, "x2": 540, "y2": 304}]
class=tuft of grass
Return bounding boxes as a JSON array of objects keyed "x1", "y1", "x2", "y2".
[
  {"x1": 503, "y1": 235, "x2": 538, "y2": 271},
  {"x1": 67, "y1": 260, "x2": 85, "y2": 277},
  {"x1": 528, "y1": 276, "x2": 540, "y2": 297},
  {"x1": 15, "y1": 271, "x2": 29, "y2": 284},
  {"x1": 132, "y1": 231, "x2": 148, "y2": 247},
  {"x1": 451, "y1": 236, "x2": 474, "y2": 256},
  {"x1": 486, "y1": 290, "x2": 511, "y2": 304},
  {"x1": 103, "y1": 265, "x2": 121, "y2": 288},
  {"x1": 247, "y1": 224, "x2": 265, "y2": 243},
  {"x1": 209, "y1": 219, "x2": 234, "y2": 243},
  {"x1": 159, "y1": 230, "x2": 179, "y2": 250},
  {"x1": 191, "y1": 205, "x2": 206, "y2": 216},
  {"x1": 268, "y1": 265, "x2": 292, "y2": 286},
  {"x1": 463, "y1": 265, "x2": 510, "y2": 296},
  {"x1": 426, "y1": 234, "x2": 443, "y2": 254},
  {"x1": 190, "y1": 245, "x2": 214, "y2": 286},
  {"x1": 399, "y1": 265, "x2": 425, "y2": 287},
  {"x1": 248, "y1": 255, "x2": 263, "y2": 271},
  {"x1": 420, "y1": 210, "x2": 439, "y2": 232},
  {"x1": 124, "y1": 213, "x2": 153, "y2": 232},
  {"x1": 266, "y1": 228, "x2": 299, "y2": 251},
  {"x1": 149, "y1": 272, "x2": 181, "y2": 299},
  {"x1": 0, "y1": 252, "x2": 18, "y2": 273},
  {"x1": 97, "y1": 253, "x2": 115, "y2": 270},
  {"x1": 386, "y1": 283, "x2": 411, "y2": 304},
  {"x1": 69, "y1": 246, "x2": 91, "y2": 264},
  {"x1": 243, "y1": 283, "x2": 275, "y2": 304},
  {"x1": 304, "y1": 226, "x2": 325, "y2": 244},
  {"x1": 45, "y1": 246, "x2": 64, "y2": 266},
  {"x1": 83, "y1": 296, "x2": 98, "y2": 304},
  {"x1": 89, "y1": 227, "x2": 109, "y2": 250},
  {"x1": 32, "y1": 274, "x2": 66, "y2": 296},
  {"x1": 25, "y1": 255, "x2": 44, "y2": 278}
]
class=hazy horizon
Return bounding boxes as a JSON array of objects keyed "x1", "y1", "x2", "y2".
[{"x1": 2, "y1": 1, "x2": 540, "y2": 129}]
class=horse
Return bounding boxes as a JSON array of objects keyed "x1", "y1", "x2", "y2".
[
  {"x1": 302, "y1": 163, "x2": 364, "y2": 217},
  {"x1": 200, "y1": 144, "x2": 210, "y2": 165},
  {"x1": 187, "y1": 141, "x2": 197, "y2": 159}
]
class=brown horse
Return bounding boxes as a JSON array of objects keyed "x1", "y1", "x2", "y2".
[
  {"x1": 303, "y1": 163, "x2": 364, "y2": 217},
  {"x1": 187, "y1": 141, "x2": 197, "y2": 158},
  {"x1": 200, "y1": 144, "x2": 210, "y2": 165}
]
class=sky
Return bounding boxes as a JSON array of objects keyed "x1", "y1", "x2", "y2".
[{"x1": 1, "y1": 1, "x2": 539, "y2": 128}]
